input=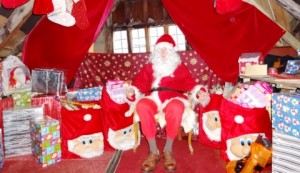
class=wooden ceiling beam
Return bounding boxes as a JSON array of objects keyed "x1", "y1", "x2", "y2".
[
  {"x1": 244, "y1": 0, "x2": 300, "y2": 50},
  {"x1": 274, "y1": 0, "x2": 300, "y2": 20},
  {"x1": 0, "y1": 0, "x2": 33, "y2": 55}
]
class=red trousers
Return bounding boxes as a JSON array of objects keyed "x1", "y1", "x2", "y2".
[{"x1": 136, "y1": 98, "x2": 184, "y2": 140}]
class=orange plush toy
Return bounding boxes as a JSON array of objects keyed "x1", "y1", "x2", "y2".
[{"x1": 226, "y1": 135, "x2": 272, "y2": 173}]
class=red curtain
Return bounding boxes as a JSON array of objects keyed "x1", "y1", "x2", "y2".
[
  {"x1": 22, "y1": 0, "x2": 114, "y2": 85},
  {"x1": 22, "y1": 0, "x2": 285, "y2": 84},
  {"x1": 161, "y1": 0, "x2": 285, "y2": 83}
]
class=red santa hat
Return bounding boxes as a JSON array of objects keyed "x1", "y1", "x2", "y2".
[
  {"x1": 221, "y1": 98, "x2": 272, "y2": 141},
  {"x1": 9, "y1": 67, "x2": 30, "y2": 87},
  {"x1": 155, "y1": 34, "x2": 176, "y2": 47}
]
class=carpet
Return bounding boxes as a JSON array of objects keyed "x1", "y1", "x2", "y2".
[
  {"x1": 114, "y1": 137, "x2": 227, "y2": 173},
  {"x1": 1, "y1": 150, "x2": 115, "y2": 173}
]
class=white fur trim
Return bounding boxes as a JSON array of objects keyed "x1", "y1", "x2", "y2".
[
  {"x1": 155, "y1": 42, "x2": 174, "y2": 49},
  {"x1": 181, "y1": 106, "x2": 197, "y2": 133}
]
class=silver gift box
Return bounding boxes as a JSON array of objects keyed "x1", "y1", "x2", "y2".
[{"x1": 31, "y1": 68, "x2": 67, "y2": 95}]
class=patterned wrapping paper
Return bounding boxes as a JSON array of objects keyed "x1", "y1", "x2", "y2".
[
  {"x1": 73, "y1": 51, "x2": 224, "y2": 89},
  {"x1": 285, "y1": 60, "x2": 300, "y2": 74},
  {"x1": 31, "y1": 69, "x2": 66, "y2": 95},
  {"x1": 272, "y1": 130, "x2": 300, "y2": 172},
  {"x1": 76, "y1": 86, "x2": 102, "y2": 101},
  {"x1": 12, "y1": 91, "x2": 35, "y2": 108},
  {"x1": 3, "y1": 106, "x2": 44, "y2": 157},
  {"x1": 31, "y1": 95, "x2": 64, "y2": 121},
  {"x1": 272, "y1": 92, "x2": 300, "y2": 138},
  {"x1": 30, "y1": 116, "x2": 61, "y2": 167}
]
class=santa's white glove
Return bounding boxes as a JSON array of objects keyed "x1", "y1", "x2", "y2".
[
  {"x1": 196, "y1": 87, "x2": 210, "y2": 106},
  {"x1": 125, "y1": 87, "x2": 136, "y2": 102}
]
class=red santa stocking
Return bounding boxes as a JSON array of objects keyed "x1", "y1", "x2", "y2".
[
  {"x1": 71, "y1": 0, "x2": 89, "y2": 30},
  {"x1": 33, "y1": 0, "x2": 54, "y2": 15},
  {"x1": 1, "y1": 0, "x2": 29, "y2": 8},
  {"x1": 47, "y1": 0, "x2": 75, "y2": 27}
]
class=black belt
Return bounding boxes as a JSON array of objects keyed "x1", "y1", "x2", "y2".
[{"x1": 150, "y1": 87, "x2": 185, "y2": 93}]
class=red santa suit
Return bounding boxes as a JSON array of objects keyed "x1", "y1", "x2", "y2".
[
  {"x1": 127, "y1": 35, "x2": 209, "y2": 140},
  {"x1": 132, "y1": 63, "x2": 197, "y2": 102}
]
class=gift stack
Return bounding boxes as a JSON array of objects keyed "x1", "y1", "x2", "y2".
[
  {"x1": 30, "y1": 116, "x2": 61, "y2": 167},
  {"x1": 272, "y1": 92, "x2": 300, "y2": 172},
  {"x1": 2, "y1": 106, "x2": 44, "y2": 157}
]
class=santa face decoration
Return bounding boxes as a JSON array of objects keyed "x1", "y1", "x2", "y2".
[
  {"x1": 108, "y1": 124, "x2": 140, "y2": 151},
  {"x1": 226, "y1": 133, "x2": 260, "y2": 161},
  {"x1": 202, "y1": 111, "x2": 221, "y2": 141},
  {"x1": 67, "y1": 132, "x2": 104, "y2": 158}
]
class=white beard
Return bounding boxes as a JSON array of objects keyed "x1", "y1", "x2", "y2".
[
  {"x1": 107, "y1": 125, "x2": 140, "y2": 151},
  {"x1": 150, "y1": 45, "x2": 181, "y2": 78},
  {"x1": 67, "y1": 132, "x2": 104, "y2": 158}
]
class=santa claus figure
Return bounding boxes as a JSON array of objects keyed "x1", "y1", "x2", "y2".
[
  {"x1": 67, "y1": 132, "x2": 104, "y2": 159},
  {"x1": 125, "y1": 34, "x2": 210, "y2": 172},
  {"x1": 9, "y1": 67, "x2": 31, "y2": 88},
  {"x1": 198, "y1": 93, "x2": 223, "y2": 149}
]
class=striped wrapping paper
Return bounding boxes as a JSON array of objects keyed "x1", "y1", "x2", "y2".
[{"x1": 3, "y1": 106, "x2": 44, "y2": 158}]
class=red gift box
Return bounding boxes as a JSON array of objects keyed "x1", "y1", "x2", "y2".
[
  {"x1": 31, "y1": 95, "x2": 63, "y2": 120},
  {"x1": 0, "y1": 97, "x2": 14, "y2": 136}
]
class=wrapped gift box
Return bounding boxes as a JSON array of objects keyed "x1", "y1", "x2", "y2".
[
  {"x1": 12, "y1": 91, "x2": 35, "y2": 108},
  {"x1": 31, "y1": 95, "x2": 63, "y2": 121},
  {"x1": 76, "y1": 87, "x2": 102, "y2": 101},
  {"x1": 106, "y1": 80, "x2": 128, "y2": 104},
  {"x1": 285, "y1": 60, "x2": 300, "y2": 74},
  {"x1": 238, "y1": 52, "x2": 262, "y2": 75},
  {"x1": 273, "y1": 130, "x2": 300, "y2": 172},
  {"x1": 31, "y1": 69, "x2": 67, "y2": 95},
  {"x1": 272, "y1": 92, "x2": 300, "y2": 138},
  {"x1": 0, "y1": 97, "x2": 14, "y2": 135},
  {"x1": 0, "y1": 129, "x2": 3, "y2": 169},
  {"x1": 3, "y1": 106, "x2": 44, "y2": 157},
  {"x1": 30, "y1": 116, "x2": 61, "y2": 167}
]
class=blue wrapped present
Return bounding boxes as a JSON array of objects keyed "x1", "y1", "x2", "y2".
[
  {"x1": 76, "y1": 87, "x2": 102, "y2": 101},
  {"x1": 272, "y1": 92, "x2": 300, "y2": 138},
  {"x1": 285, "y1": 60, "x2": 300, "y2": 74}
]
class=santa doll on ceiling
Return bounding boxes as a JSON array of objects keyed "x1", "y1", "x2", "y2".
[{"x1": 124, "y1": 34, "x2": 210, "y2": 172}]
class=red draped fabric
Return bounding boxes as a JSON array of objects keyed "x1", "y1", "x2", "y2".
[
  {"x1": 22, "y1": 0, "x2": 284, "y2": 84},
  {"x1": 73, "y1": 51, "x2": 224, "y2": 89},
  {"x1": 21, "y1": 0, "x2": 114, "y2": 85},
  {"x1": 161, "y1": 0, "x2": 285, "y2": 83}
]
